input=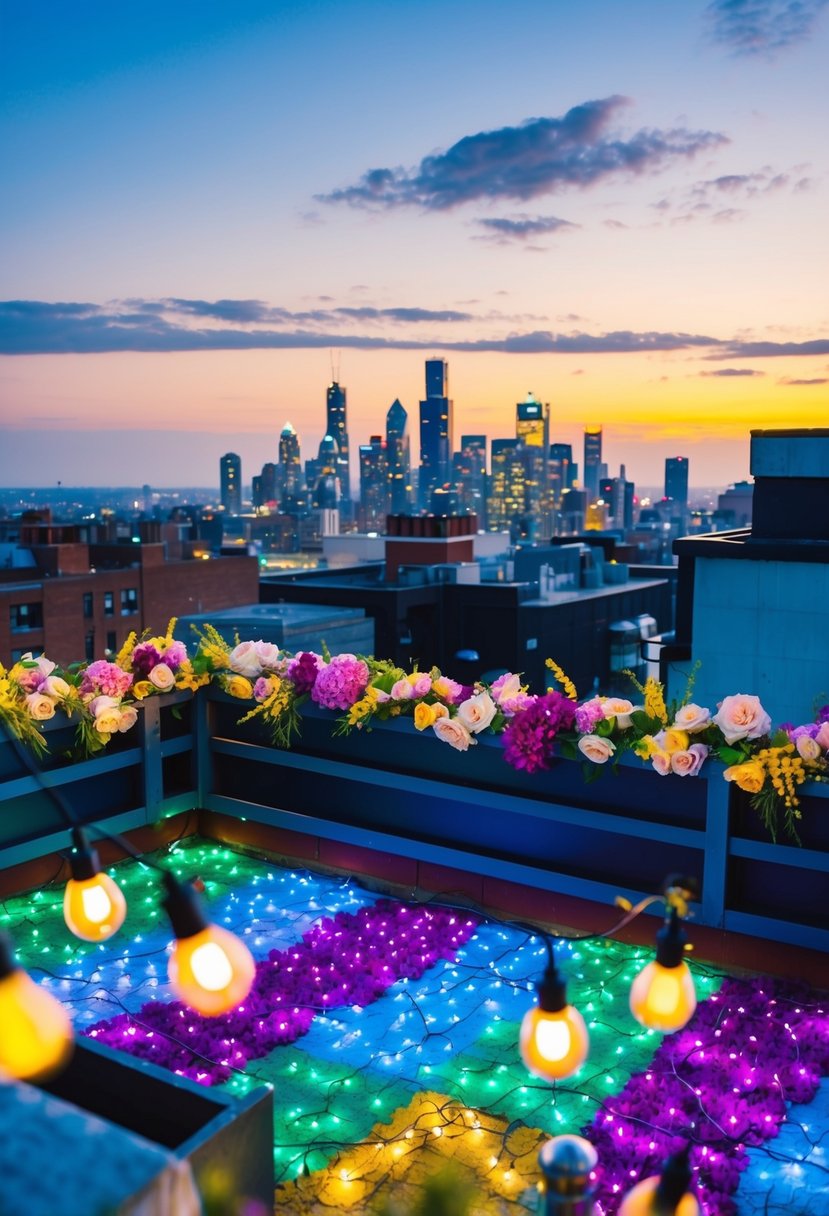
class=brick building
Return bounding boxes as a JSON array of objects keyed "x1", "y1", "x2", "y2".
[{"x1": 1, "y1": 523, "x2": 259, "y2": 664}]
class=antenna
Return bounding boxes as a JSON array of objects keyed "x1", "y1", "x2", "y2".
[{"x1": 330, "y1": 348, "x2": 341, "y2": 383}]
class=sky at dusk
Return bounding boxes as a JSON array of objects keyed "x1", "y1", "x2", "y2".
[{"x1": 1, "y1": 0, "x2": 828, "y2": 490}]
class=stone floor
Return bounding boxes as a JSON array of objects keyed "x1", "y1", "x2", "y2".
[{"x1": 5, "y1": 836, "x2": 828, "y2": 1214}]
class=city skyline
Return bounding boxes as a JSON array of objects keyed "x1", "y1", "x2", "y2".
[{"x1": 1, "y1": 0, "x2": 827, "y2": 488}]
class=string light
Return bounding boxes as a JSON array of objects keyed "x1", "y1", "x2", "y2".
[
  {"x1": 0, "y1": 933, "x2": 73, "y2": 1082},
  {"x1": 618, "y1": 1143, "x2": 700, "y2": 1215},
  {"x1": 162, "y1": 871, "x2": 256, "y2": 1016},
  {"x1": 63, "y1": 827, "x2": 127, "y2": 942},
  {"x1": 520, "y1": 945, "x2": 589, "y2": 1082},
  {"x1": 630, "y1": 907, "x2": 697, "y2": 1033}
]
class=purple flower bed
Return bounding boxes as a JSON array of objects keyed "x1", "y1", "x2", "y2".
[
  {"x1": 587, "y1": 975, "x2": 829, "y2": 1214},
  {"x1": 85, "y1": 899, "x2": 479, "y2": 1085}
]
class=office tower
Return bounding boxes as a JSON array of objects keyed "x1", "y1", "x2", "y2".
[
  {"x1": 516, "y1": 393, "x2": 553, "y2": 536},
  {"x1": 665, "y1": 457, "x2": 689, "y2": 509},
  {"x1": 386, "y1": 398, "x2": 412, "y2": 514},
  {"x1": 516, "y1": 393, "x2": 546, "y2": 447},
  {"x1": 260, "y1": 462, "x2": 277, "y2": 505},
  {"x1": 583, "y1": 427, "x2": 602, "y2": 502},
  {"x1": 453, "y1": 434, "x2": 487, "y2": 521},
  {"x1": 359, "y1": 435, "x2": 390, "y2": 530},
  {"x1": 220, "y1": 452, "x2": 242, "y2": 515},
  {"x1": 486, "y1": 439, "x2": 539, "y2": 539},
  {"x1": 549, "y1": 442, "x2": 573, "y2": 507},
  {"x1": 311, "y1": 434, "x2": 341, "y2": 510},
  {"x1": 278, "y1": 422, "x2": 302, "y2": 506},
  {"x1": 419, "y1": 358, "x2": 453, "y2": 509},
  {"x1": 600, "y1": 464, "x2": 635, "y2": 530},
  {"x1": 326, "y1": 382, "x2": 351, "y2": 510}
]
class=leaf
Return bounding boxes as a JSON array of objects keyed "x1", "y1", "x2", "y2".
[
  {"x1": 631, "y1": 710, "x2": 662, "y2": 735},
  {"x1": 718, "y1": 746, "x2": 748, "y2": 767},
  {"x1": 596, "y1": 717, "x2": 614, "y2": 737}
]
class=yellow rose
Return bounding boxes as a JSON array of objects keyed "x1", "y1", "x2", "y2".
[
  {"x1": 227, "y1": 675, "x2": 254, "y2": 700},
  {"x1": 133, "y1": 680, "x2": 154, "y2": 699},
  {"x1": 634, "y1": 734, "x2": 659, "y2": 758},
  {"x1": 662, "y1": 728, "x2": 690, "y2": 754},
  {"x1": 724, "y1": 761, "x2": 765, "y2": 794},
  {"x1": 414, "y1": 702, "x2": 437, "y2": 731}
]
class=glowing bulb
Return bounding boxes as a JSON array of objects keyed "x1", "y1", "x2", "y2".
[
  {"x1": 0, "y1": 935, "x2": 73, "y2": 1082},
  {"x1": 630, "y1": 961, "x2": 697, "y2": 1032},
  {"x1": 630, "y1": 908, "x2": 696, "y2": 1033},
  {"x1": 63, "y1": 828, "x2": 127, "y2": 942},
  {"x1": 163, "y1": 873, "x2": 255, "y2": 1016},
  {"x1": 520, "y1": 950, "x2": 589, "y2": 1081}
]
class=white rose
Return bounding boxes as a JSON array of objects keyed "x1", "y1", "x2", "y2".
[
  {"x1": 432, "y1": 717, "x2": 475, "y2": 752},
  {"x1": 254, "y1": 640, "x2": 281, "y2": 670},
  {"x1": 456, "y1": 691, "x2": 497, "y2": 734},
  {"x1": 713, "y1": 694, "x2": 771, "y2": 744},
  {"x1": 148, "y1": 662, "x2": 175, "y2": 690},
  {"x1": 577, "y1": 734, "x2": 616, "y2": 764},
  {"x1": 602, "y1": 697, "x2": 635, "y2": 729},
  {"x1": 673, "y1": 703, "x2": 712, "y2": 733},
  {"x1": 41, "y1": 675, "x2": 71, "y2": 699},
  {"x1": 90, "y1": 695, "x2": 122, "y2": 735},
  {"x1": 25, "y1": 692, "x2": 56, "y2": 721},
  {"x1": 228, "y1": 640, "x2": 263, "y2": 678}
]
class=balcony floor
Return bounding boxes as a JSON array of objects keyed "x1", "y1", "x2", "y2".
[{"x1": 7, "y1": 836, "x2": 829, "y2": 1215}]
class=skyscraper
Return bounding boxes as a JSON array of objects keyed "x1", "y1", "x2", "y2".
[
  {"x1": 220, "y1": 452, "x2": 242, "y2": 514},
  {"x1": 549, "y1": 442, "x2": 574, "y2": 507},
  {"x1": 326, "y1": 382, "x2": 351, "y2": 511},
  {"x1": 419, "y1": 358, "x2": 453, "y2": 509},
  {"x1": 453, "y1": 435, "x2": 487, "y2": 521},
  {"x1": 515, "y1": 393, "x2": 546, "y2": 447},
  {"x1": 359, "y1": 435, "x2": 390, "y2": 530},
  {"x1": 278, "y1": 422, "x2": 302, "y2": 506},
  {"x1": 386, "y1": 398, "x2": 411, "y2": 514},
  {"x1": 583, "y1": 427, "x2": 603, "y2": 502},
  {"x1": 665, "y1": 457, "x2": 689, "y2": 509}
]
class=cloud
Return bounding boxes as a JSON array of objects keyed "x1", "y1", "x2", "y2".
[
  {"x1": 318, "y1": 97, "x2": 727, "y2": 210},
  {"x1": 657, "y1": 163, "x2": 810, "y2": 223},
  {"x1": 778, "y1": 376, "x2": 829, "y2": 385},
  {"x1": 705, "y1": 0, "x2": 829, "y2": 56},
  {"x1": 700, "y1": 367, "x2": 766, "y2": 376},
  {"x1": 475, "y1": 214, "x2": 578, "y2": 244},
  {"x1": 0, "y1": 299, "x2": 724, "y2": 356},
  {"x1": 718, "y1": 338, "x2": 829, "y2": 357}
]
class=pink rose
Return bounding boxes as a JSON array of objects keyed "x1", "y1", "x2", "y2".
[
  {"x1": 148, "y1": 663, "x2": 175, "y2": 690},
  {"x1": 577, "y1": 734, "x2": 616, "y2": 764},
  {"x1": 456, "y1": 691, "x2": 497, "y2": 734},
  {"x1": 670, "y1": 743, "x2": 709, "y2": 777},
  {"x1": 816, "y1": 721, "x2": 829, "y2": 751},
  {"x1": 432, "y1": 717, "x2": 474, "y2": 751},
  {"x1": 713, "y1": 694, "x2": 771, "y2": 744},
  {"x1": 491, "y1": 672, "x2": 522, "y2": 705},
  {"x1": 117, "y1": 706, "x2": 139, "y2": 733},
  {"x1": 17, "y1": 652, "x2": 56, "y2": 692},
  {"x1": 651, "y1": 750, "x2": 672, "y2": 776},
  {"x1": 229, "y1": 640, "x2": 263, "y2": 678},
  {"x1": 673, "y1": 703, "x2": 712, "y2": 733},
  {"x1": 391, "y1": 678, "x2": 416, "y2": 700},
  {"x1": 411, "y1": 673, "x2": 433, "y2": 698},
  {"x1": 25, "y1": 692, "x2": 56, "y2": 721},
  {"x1": 796, "y1": 735, "x2": 822, "y2": 762}
]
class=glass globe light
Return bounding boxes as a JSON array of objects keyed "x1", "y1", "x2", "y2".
[
  {"x1": 162, "y1": 872, "x2": 255, "y2": 1016},
  {"x1": 0, "y1": 934, "x2": 73, "y2": 1082}
]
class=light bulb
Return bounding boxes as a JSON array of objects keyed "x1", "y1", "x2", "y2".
[
  {"x1": 630, "y1": 960, "x2": 697, "y2": 1032},
  {"x1": 520, "y1": 950, "x2": 589, "y2": 1081},
  {"x1": 63, "y1": 828, "x2": 127, "y2": 942},
  {"x1": 618, "y1": 1177, "x2": 700, "y2": 1216},
  {"x1": 0, "y1": 935, "x2": 73, "y2": 1082},
  {"x1": 619, "y1": 1144, "x2": 700, "y2": 1215},
  {"x1": 162, "y1": 872, "x2": 255, "y2": 1016},
  {"x1": 630, "y1": 907, "x2": 696, "y2": 1032}
]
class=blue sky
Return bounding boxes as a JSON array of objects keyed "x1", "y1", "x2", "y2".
[{"x1": 1, "y1": 0, "x2": 827, "y2": 487}]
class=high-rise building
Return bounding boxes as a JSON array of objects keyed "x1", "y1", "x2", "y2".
[
  {"x1": 220, "y1": 452, "x2": 242, "y2": 515},
  {"x1": 583, "y1": 427, "x2": 603, "y2": 502},
  {"x1": 386, "y1": 399, "x2": 412, "y2": 514},
  {"x1": 486, "y1": 439, "x2": 539, "y2": 539},
  {"x1": 326, "y1": 382, "x2": 351, "y2": 510},
  {"x1": 549, "y1": 443, "x2": 574, "y2": 507},
  {"x1": 278, "y1": 422, "x2": 302, "y2": 507},
  {"x1": 419, "y1": 358, "x2": 453, "y2": 509},
  {"x1": 600, "y1": 464, "x2": 635, "y2": 530},
  {"x1": 516, "y1": 394, "x2": 552, "y2": 536},
  {"x1": 665, "y1": 457, "x2": 689, "y2": 508},
  {"x1": 359, "y1": 435, "x2": 390, "y2": 530},
  {"x1": 516, "y1": 393, "x2": 546, "y2": 447},
  {"x1": 453, "y1": 435, "x2": 487, "y2": 521},
  {"x1": 312, "y1": 434, "x2": 341, "y2": 510}
]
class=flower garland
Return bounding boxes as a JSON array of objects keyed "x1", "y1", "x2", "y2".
[{"x1": 1, "y1": 629, "x2": 827, "y2": 843}]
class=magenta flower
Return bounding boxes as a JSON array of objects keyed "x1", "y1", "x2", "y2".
[
  {"x1": 162, "y1": 640, "x2": 187, "y2": 671},
  {"x1": 131, "y1": 642, "x2": 163, "y2": 676},
  {"x1": 287, "y1": 651, "x2": 320, "y2": 697},
  {"x1": 575, "y1": 697, "x2": 606, "y2": 734},
  {"x1": 311, "y1": 654, "x2": 369, "y2": 711},
  {"x1": 502, "y1": 691, "x2": 576, "y2": 774}
]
